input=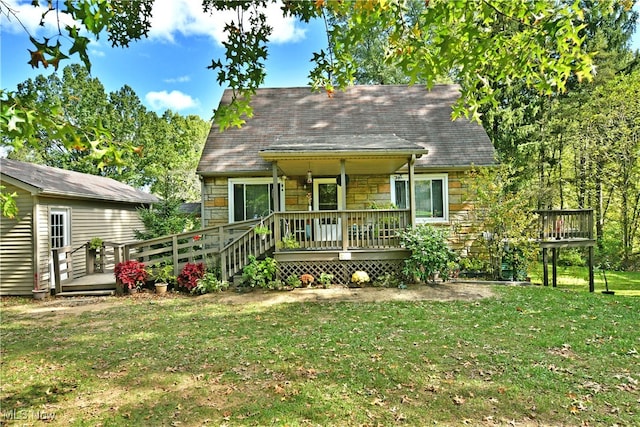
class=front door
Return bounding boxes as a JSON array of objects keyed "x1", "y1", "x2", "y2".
[{"x1": 313, "y1": 178, "x2": 343, "y2": 242}]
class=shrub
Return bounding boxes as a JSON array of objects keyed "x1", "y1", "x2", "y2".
[
  {"x1": 177, "y1": 262, "x2": 206, "y2": 291},
  {"x1": 398, "y1": 225, "x2": 458, "y2": 282},
  {"x1": 192, "y1": 272, "x2": 228, "y2": 294},
  {"x1": 373, "y1": 273, "x2": 401, "y2": 288},
  {"x1": 351, "y1": 271, "x2": 370, "y2": 287},
  {"x1": 285, "y1": 274, "x2": 302, "y2": 289},
  {"x1": 319, "y1": 272, "x2": 334, "y2": 287},
  {"x1": 114, "y1": 260, "x2": 148, "y2": 290},
  {"x1": 557, "y1": 248, "x2": 586, "y2": 267},
  {"x1": 242, "y1": 256, "x2": 278, "y2": 289}
]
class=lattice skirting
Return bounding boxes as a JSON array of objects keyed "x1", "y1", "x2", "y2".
[{"x1": 277, "y1": 259, "x2": 406, "y2": 285}]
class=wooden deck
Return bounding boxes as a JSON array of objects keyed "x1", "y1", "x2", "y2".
[
  {"x1": 55, "y1": 272, "x2": 116, "y2": 296},
  {"x1": 535, "y1": 209, "x2": 595, "y2": 292}
]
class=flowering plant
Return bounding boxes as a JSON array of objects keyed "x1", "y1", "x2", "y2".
[
  {"x1": 114, "y1": 260, "x2": 148, "y2": 290},
  {"x1": 300, "y1": 274, "x2": 315, "y2": 287},
  {"x1": 351, "y1": 271, "x2": 370, "y2": 287},
  {"x1": 177, "y1": 262, "x2": 206, "y2": 291}
]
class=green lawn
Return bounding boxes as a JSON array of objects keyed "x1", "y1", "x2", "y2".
[
  {"x1": 529, "y1": 263, "x2": 640, "y2": 296},
  {"x1": 1, "y1": 286, "x2": 638, "y2": 426}
]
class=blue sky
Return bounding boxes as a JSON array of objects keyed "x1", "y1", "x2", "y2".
[{"x1": 1, "y1": 0, "x2": 639, "y2": 122}]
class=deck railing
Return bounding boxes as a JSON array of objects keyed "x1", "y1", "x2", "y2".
[
  {"x1": 122, "y1": 209, "x2": 411, "y2": 281},
  {"x1": 536, "y1": 209, "x2": 594, "y2": 241},
  {"x1": 274, "y1": 209, "x2": 409, "y2": 251},
  {"x1": 123, "y1": 218, "x2": 263, "y2": 279}
]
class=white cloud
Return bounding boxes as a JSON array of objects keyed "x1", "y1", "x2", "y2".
[
  {"x1": 164, "y1": 75, "x2": 191, "y2": 83},
  {"x1": 145, "y1": 90, "x2": 198, "y2": 111},
  {"x1": 148, "y1": 0, "x2": 307, "y2": 44},
  {"x1": 0, "y1": 0, "x2": 78, "y2": 35}
]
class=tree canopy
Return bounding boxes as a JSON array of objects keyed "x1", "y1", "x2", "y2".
[{"x1": 1, "y1": 0, "x2": 626, "y2": 144}]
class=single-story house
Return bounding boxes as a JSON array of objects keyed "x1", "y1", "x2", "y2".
[
  {"x1": 195, "y1": 84, "x2": 496, "y2": 282},
  {"x1": 0, "y1": 159, "x2": 158, "y2": 295}
]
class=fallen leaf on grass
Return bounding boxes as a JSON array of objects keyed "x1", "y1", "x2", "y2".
[{"x1": 453, "y1": 395, "x2": 466, "y2": 405}]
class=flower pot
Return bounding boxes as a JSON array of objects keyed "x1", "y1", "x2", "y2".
[
  {"x1": 32, "y1": 289, "x2": 49, "y2": 300},
  {"x1": 155, "y1": 283, "x2": 168, "y2": 294},
  {"x1": 127, "y1": 287, "x2": 138, "y2": 295}
]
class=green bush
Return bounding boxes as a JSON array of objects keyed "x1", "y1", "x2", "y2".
[
  {"x1": 398, "y1": 225, "x2": 458, "y2": 282},
  {"x1": 242, "y1": 256, "x2": 278, "y2": 289},
  {"x1": 285, "y1": 274, "x2": 302, "y2": 289},
  {"x1": 557, "y1": 248, "x2": 586, "y2": 267},
  {"x1": 372, "y1": 273, "x2": 401, "y2": 288},
  {"x1": 192, "y1": 273, "x2": 229, "y2": 294}
]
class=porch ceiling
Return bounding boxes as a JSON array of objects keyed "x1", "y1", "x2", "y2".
[{"x1": 260, "y1": 134, "x2": 428, "y2": 175}]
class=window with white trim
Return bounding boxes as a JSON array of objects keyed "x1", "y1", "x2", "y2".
[
  {"x1": 228, "y1": 178, "x2": 284, "y2": 222},
  {"x1": 390, "y1": 174, "x2": 448, "y2": 223},
  {"x1": 50, "y1": 208, "x2": 70, "y2": 248}
]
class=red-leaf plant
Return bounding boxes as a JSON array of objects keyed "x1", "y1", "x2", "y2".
[
  {"x1": 114, "y1": 260, "x2": 148, "y2": 290},
  {"x1": 177, "y1": 262, "x2": 206, "y2": 291}
]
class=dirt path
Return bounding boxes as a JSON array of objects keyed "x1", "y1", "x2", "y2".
[{"x1": 2, "y1": 281, "x2": 497, "y2": 318}]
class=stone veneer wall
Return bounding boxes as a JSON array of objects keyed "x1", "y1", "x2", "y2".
[{"x1": 201, "y1": 171, "x2": 480, "y2": 255}]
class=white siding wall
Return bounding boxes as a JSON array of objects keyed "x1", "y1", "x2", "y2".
[
  {"x1": 34, "y1": 197, "x2": 147, "y2": 290},
  {"x1": 0, "y1": 184, "x2": 35, "y2": 296}
]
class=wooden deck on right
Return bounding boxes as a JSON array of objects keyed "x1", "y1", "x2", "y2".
[{"x1": 535, "y1": 209, "x2": 596, "y2": 291}]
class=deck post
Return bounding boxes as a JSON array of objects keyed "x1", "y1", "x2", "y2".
[
  {"x1": 552, "y1": 248, "x2": 558, "y2": 287},
  {"x1": 588, "y1": 245, "x2": 594, "y2": 292},
  {"x1": 409, "y1": 154, "x2": 417, "y2": 227},
  {"x1": 52, "y1": 248, "x2": 61, "y2": 294},
  {"x1": 172, "y1": 235, "x2": 179, "y2": 275},
  {"x1": 542, "y1": 248, "x2": 548, "y2": 286},
  {"x1": 272, "y1": 162, "x2": 279, "y2": 213}
]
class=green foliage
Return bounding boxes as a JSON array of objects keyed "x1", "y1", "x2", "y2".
[
  {"x1": 242, "y1": 256, "x2": 278, "y2": 289},
  {"x1": 285, "y1": 274, "x2": 302, "y2": 289},
  {"x1": 135, "y1": 198, "x2": 198, "y2": 241},
  {"x1": 191, "y1": 273, "x2": 229, "y2": 295},
  {"x1": 465, "y1": 165, "x2": 539, "y2": 280},
  {"x1": 319, "y1": 272, "x2": 334, "y2": 287},
  {"x1": 88, "y1": 237, "x2": 104, "y2": 250},
  {"x1": 147, "y1": 264, "x2": 176, "y2": 284},
  {"x1": 0, "y1": 185, "x2": 18, "y2": 219},
  {"x1": 399, "y1": 225, "x2": 458, "y2": 282},
  {"x1": 557, "y1": 248, "x2": 587, "y2": 267},
  {"x1": 277, "y1": 234, "x2": 300, "y2": 250},
  {"x1": 254, "y1": 225, "x2": 270, "y2": 236},
  {"x1": 6, "y1": 0, "x2": 616, "y2": 136},
  {"x1": 4, "y1": 66, "x2": 209, "y2": 202},
  {"x1": 372, "y1": 273, "x2": 401, "y2": 288}
]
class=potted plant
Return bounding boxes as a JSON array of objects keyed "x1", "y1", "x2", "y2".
[
  {"x1": 87, "y1": 237, "x2": 104, "y2": 273},
  {"x1": 147, "y1": 264, "x2": 175, "y2": 294},
  {"x1": 254, "y1": 223, "x2": 270, "y2": 240},
  {"x1": 276, "y1": 234, "x2": 300, "y2": 250},
  {"x1": 114, "y1": 260, "x2": 148, "y2": 295},
  {"x1": 32, "y1": 282, "x2": 48, "y2": 300}
]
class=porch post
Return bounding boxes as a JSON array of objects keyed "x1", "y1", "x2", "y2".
[
  {"x1": 340, "y1": 159, "x2": 348, "y2": 252},
  {"x1": 271, "y1": 162, "x2": 280, "y2": 212},
  {"x1": 408, "y1": 154, "x2": 417, "y2": 227},
  {"x1": 340, "y1": 159, "x2": 347, "y2": 209}
]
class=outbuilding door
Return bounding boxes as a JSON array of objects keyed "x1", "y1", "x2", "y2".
[{"x1": 49, "y1": 208, "x2": 70, "y2": 288}]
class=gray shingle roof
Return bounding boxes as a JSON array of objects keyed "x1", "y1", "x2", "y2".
[
  {"x1": 0, "y1": 158, "x2": 159, "y2": 204},
  {"x1": 198, "y1": 84, "x2": 496, "y2": 175}
]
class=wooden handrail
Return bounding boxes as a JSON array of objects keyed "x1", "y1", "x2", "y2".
[{"x1": 535, "y1": 209, "x2": 594, "y2": 241}]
